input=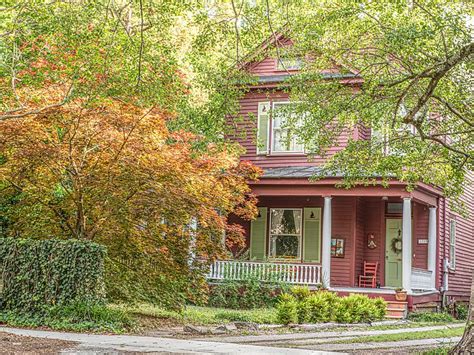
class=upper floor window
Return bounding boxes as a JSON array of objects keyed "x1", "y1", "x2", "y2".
[
  {"x1": 272, "y1": 102, "x2": 304, "y2": 153},
  {"x1": 256, "y1": 101, "x2": 304, "y2": 155},
  {"x1": 449, "y1": 219, "x2": 456, "y2": 269}
]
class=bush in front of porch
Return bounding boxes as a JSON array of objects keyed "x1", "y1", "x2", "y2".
[
  {"x1": 207, "y1": 276, "x2": 288, "y2": 309},
  {"x1": 276, "y1": 287, "x2": 387, "y2": 325}
]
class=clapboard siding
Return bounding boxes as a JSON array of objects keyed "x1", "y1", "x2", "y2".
[
  {"x1": 362, "y1": 198, "x2": 385, "y2": 285},
  {"x1": 354, "y1": 197, "x2": 366, "y2": 286},
  {"x1": 413, "y1": 202, "x2": 429, "y2": 270},
  {"x1": 231, "y1": 91, "x2": 353, "y2": 168},
  {"x1": 330, "y1": 197, "x2": 355, "y2": 287},
  {"x1": 442, "y1": 172, "x2": 474, "y2": 299}
]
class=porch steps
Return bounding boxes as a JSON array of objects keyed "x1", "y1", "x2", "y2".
[{"x1": 385, "y1": 301, "x2": 408, "y2": 319}]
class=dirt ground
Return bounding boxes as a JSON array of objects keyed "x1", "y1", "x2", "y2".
[{"x1": 0, "y1": 331, "x2": 78, "y2": 354}]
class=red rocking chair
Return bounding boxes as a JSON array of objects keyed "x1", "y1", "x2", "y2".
[{"x1": 358, "y1": 261, "x2": 378, "y2": 288}]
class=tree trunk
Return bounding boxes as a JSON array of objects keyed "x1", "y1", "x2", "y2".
[{"x1": 450, "y1": 271, "x2": 474, "y2": 354}]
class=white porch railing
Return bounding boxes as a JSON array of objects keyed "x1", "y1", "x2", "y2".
[
  {"x1": 207, "y1": 260, "x2": 322, "y2": 285},
  {"x1": 411, "y1": 268, "x2": 434, "y2": 290}
]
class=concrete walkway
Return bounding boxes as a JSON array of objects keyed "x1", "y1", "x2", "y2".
[
  {"x1": 198, "y1": 323, "x2": 465, "y2": 344},
  {"x1": 309, "y1": 337, "x2": 461, "y2": 352},
  {"x1": 0, "y1": 327, "x2": 341, "y2": 355}
]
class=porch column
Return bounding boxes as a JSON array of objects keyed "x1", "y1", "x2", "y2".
[
  {"x1": 402, "y1": 197, "x2": 412, "y2": 292},
  {"x1": 322, "y1": 196, "x2": 332, "y2": 288},
  {"x1": 427, "y1": 206, "x2": 437, "y2": 289}
]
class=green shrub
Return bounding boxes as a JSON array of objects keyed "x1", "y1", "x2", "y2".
[
  {"x1": 0, "y1": 302, "x2": 134, "y2": 332},
  {"x1": 304, "y1": 291, "x2": 339, "y2": 323},
  {"x1": 208, "y1": 277, "x2": 287, "y2": 309},
  {"x1": 276, "y1": 293, "x2": 298, "y2": 325},
  {"x1": 275, "y1": 291, "x2": 386, "y2": 324},
  {"x1": 373, "y1": 297, "x2": 388, "y2": 319},
  {"x1": 0, "y1": 238, "x2": 106, "y2": 312},
  {"x1": 455, "y1": 304, "x2": 468, "y2": 320},
  {"x1": 408, "y1": 311, "x2": 454, "y2": 323},
  {"x1": 334, "y1": 294, "x2": 386, "y2": 323},
  {"x1": 290, "y1": 286, "x2": 311, "y2": 301}
]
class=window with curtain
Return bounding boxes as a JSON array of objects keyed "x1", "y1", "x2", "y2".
[
  {"x1": 271, "y1": 102, "x2": 304, "y2": 153},
  {"x1": 269, "y1": 209, "x2": 302, "y2": 259}
]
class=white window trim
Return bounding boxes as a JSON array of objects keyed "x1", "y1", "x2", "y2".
[
  {"x1": 270, "y1": 101, "x2": 305, "y2": 155},
  {"x1": 256, "y1": 102, "x2": 271, "y2": 155},
  {"x1": 268, "y1": 208, "x2": 303, "y2": 261},
  {"x1": 449, "y1": 219, "x2": 456, "y2": 270}
]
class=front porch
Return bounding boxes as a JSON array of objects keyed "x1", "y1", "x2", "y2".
[{"x1": 209, "y1": 188, "x2": 441, "y2": 298}]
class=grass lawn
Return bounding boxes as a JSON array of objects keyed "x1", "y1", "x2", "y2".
[
  {"x1": 334, "y1": 326, "x2": 464, "y2": 344},
  {"x1": 116, "y1": 304, "x2": 278, "y2": 326}
]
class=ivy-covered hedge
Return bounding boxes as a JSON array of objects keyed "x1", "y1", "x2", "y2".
[{"x1": 0, "y1": 238, "x2": 106, "y2": 312}]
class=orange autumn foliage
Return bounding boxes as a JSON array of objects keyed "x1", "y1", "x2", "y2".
[{"x1": 0, "y1": 93, "x2": 260, "y2": 260}]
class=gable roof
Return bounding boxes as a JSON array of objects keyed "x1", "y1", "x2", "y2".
[{"x1": 237, "y1": 27, "x2": 361, "y2": 85}]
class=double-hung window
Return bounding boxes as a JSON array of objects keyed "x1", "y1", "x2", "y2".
[
  {"x1": 271, "y1": 102, "x2": 304, "y2": 153},
  {"x1": 449, "y1": 219, "x2": 456, "y2": 269},
  {"x1": 269, "y1": 208, "x2": 302, "y2": 259},
  {"x1": 256, "y1": 101, "x2": 305, "y2": 155}
]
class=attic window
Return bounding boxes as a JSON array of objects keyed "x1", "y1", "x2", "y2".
[{"x1": 277, "y1": 56, "x2": 303, "y2": 71}]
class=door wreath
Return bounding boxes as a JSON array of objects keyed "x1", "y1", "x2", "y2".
[
  {"x1": 391, "y1": 237, "x2": 403, "y2": 254},
  {"x1": 390, "y1": 228, "x2": 403, "y2": 254}
]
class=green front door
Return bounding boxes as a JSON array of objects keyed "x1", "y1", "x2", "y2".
[{"x1": 385, "y1": 219, "x2": 403, "y2": 287}]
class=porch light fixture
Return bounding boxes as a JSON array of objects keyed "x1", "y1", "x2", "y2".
[
  {"x1": 310, "y1": 211, "x2": 315, "y2": 219},
  {"x1": 257, "y1": 210, "x2": 262, "y2": 218},
  {"x1": 382, "y1": 196, "x2": 388, "y2": 201}
]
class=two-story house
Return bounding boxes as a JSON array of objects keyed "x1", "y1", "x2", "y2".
[{"x1": 207, "y1": 33, "x2": 474, "y2": 312}]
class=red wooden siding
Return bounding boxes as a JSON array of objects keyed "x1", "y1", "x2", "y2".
[
  {"x1": 440, "y1": 172, "x2": 474, "y2": 300},
  {"x1": 231, "y1": 90, "x2": 354, "y2": 169},
  {"x1": 354, "y1": 197, "x2": 366, "y2": 286},
  {"x1": 330, "y1": 197, "x2": 356, "y2": 287},
  {"x1": 412, "y1": 202, "x2": 429, "y2": 270}
]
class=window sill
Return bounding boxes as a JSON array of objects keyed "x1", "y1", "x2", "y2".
[
  {"x1": 267, "y1": 258, "x2": 302, "y2": 263},
  {"x1": 267, "y1": 153, "x2": 307, "y2": 157}
]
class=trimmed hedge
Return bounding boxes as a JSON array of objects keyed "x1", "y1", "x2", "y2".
[{"x1": 0, "y1": 238, "x2": 106, "y2": 312}]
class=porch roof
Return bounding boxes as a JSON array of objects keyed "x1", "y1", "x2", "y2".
[{"x1": 253, "y1": 166, "x2": 443, "y2": 207}]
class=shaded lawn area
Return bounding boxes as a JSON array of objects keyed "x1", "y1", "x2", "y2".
[{"x1": 119, "y1": 304, "x2": 278, "y2": 326}]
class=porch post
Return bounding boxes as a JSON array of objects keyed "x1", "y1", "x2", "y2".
[
  {"x1": 322, "y1": 196, "x2": 332, "y2": 288},
  {"x1": 402, "y1": 197, "x2": 412, "y2": 292},
  {"x1": 427, "y1": 206, "x2": 437, "y2": 289}
]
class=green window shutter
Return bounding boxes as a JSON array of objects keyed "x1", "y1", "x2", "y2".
[
  {"x1": 250, "y1": 207, "x2": 267, "y2": 260},
  {"x1": 257, "y1": 102, "x2": 270, "y2": 155},
  {"x1": 303, "y1": 208, "x2": 321, "y2": 263}
]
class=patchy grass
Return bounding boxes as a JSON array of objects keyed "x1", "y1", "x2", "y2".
[
  {"x1": 334, "y1": 326, "x2": 464, "y2": 344},
  {"x1": 0, "y1": 302, "x2": 135, "y2": 333},
  {"x1": 421, "y1": 347, "x2": 453, "y2": 354},
  {"x1": 116, "y1": 304, "x2": 278, "y2": 326},
  {"x1": 408, "y1": 312, "x2": 454, "y2": 323}
]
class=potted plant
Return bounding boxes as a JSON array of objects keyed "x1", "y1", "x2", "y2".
[{"x1": 395, "y1": 287, "x2": 407, "y2": 301}]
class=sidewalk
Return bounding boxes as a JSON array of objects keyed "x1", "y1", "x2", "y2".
[{"x1": 0, "y1": 327, "x2": 340, "y2": 355}]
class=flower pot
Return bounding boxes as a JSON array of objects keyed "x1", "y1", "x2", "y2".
[{"x1": 395, "y1": 290, "x2": 407, "y2": 301}]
